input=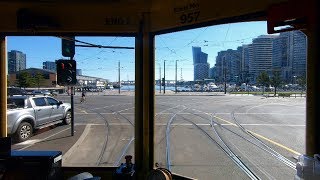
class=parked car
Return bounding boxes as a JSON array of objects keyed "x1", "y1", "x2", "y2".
[
  {"x1": 7, "y1": 95, "x2": 71, "y2": 142},
  {"x1": 7, "y1": 87, "x2": 28, "y2": 96},
  {"x1": 32, "y1": 90, "x2": 44, "y2": 95}
]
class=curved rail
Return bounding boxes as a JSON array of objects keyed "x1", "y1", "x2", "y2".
[
  {"x1": 230, "y1": 106, "x2": 296, "y2": 169},
  {"x1": 178, "y1": 106, "x2": 260, "y2": 180}
]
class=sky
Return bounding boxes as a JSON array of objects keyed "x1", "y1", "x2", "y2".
[{"x1": 7, "y1": 21, "x2": 268, "y2": 82}]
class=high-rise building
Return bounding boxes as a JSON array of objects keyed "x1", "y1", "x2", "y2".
[
  {"x1": 76, "y1": 69, "x2": 82, "y2": 76},
  {"x1": 239, "y1": 45, "x2": 251, "y2": 83},
  {"x1": 192, "y1": 47, "x2": 209, "y2": 81},
  {"x1": 272, "y1": 30, "x2": 307, "y2": 82},
  {"x1": 8, "y1": 50, "x2": 26, "y2": 73},
  {"x1": 209, "y1": 67, "x2": 215, "y2": 79},
  {"x1": 213, "y1": 49, "x2": 241, "y2": 83},
  {"x1": 282, "y1": 31, "x2": 307, "y2": 80},
  {"x1": 249, "y1": 35, "x2": 277, "y2": 80},
  {"x1": 43, "y1": 61, "x2": 56, "y2": 71},
  {"x1": 273, "y1": 34, "x2": 290, "y2": 81}
]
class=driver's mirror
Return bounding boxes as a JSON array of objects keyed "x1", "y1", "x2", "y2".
[{"x1": 58, "y1": 101, "x2": 63, "y2": 104}]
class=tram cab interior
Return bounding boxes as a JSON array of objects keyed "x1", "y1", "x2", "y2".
[{"x1": 0, "y1": 0, "x2": 318, "y2": 179}]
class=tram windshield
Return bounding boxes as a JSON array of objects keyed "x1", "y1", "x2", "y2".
[
  {"x1": 6, "y1": 21, "x2": 307, "y2": 179},
  {"x1": 154, "y1": 21, "x2": 306, "y2": 179}
]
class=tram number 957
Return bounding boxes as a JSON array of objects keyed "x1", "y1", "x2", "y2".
[{"x1": 180, "y1": 11, "x2": 200, "y2": 24}]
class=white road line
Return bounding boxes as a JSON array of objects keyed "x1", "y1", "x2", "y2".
[
  {"x1": 89, "y1": 103, "x2": 132, "y2": 111},
  {"x1": 116, "y1": 107, "x2": 135, "y2": 113},
  {"x1": 241, "y1": 124, "x2": 305, "y2": 127},
  {"x1": 15, "y1": 139, "x2": 41, "y2": 145},
  {"x1": 18, "y1": 127, "x2": 71, "y2": 150},
  {"x1": 75, "y1": 112, "x2": 304, "y2": 115},
  {"x1": 245, "y1": 103, "x2": 304, "y2": 114},
  {"x1": 235, "y1": 113, "x2": 304, "y2": 115},
  {"x1": 74, "y1": 123, "x2": 304, "y2": 127}
]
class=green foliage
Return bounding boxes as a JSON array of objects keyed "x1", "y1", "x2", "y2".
[
  {"x1": 34, "y1": 72, "x2": 45, "y2": 88},
  {"x1": 270, "y1": 70, "x2": 282, "y2": 96},
  {"x1": 16, "y1": 72, "x2": 33, "y2": 88},
  {"x1": 278, "y1": 93, "x2": 292, "y2": 97},
  {"x1": 256, "y1": 71, "x2": 270, "y2": 87},
  {"x1": 256, "y1": 71, "x2": 269, "y2": 94},
  {"x1": 297, "y1": 75, "x2": 306, "y2": 90},
  {"x1": 270, "y1": 71, "x2": 282, "y2": 87}
]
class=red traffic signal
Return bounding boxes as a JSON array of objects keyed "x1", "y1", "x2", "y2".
[{"x1": 56, "y1": 60, "x2": 77, "y2": 86}]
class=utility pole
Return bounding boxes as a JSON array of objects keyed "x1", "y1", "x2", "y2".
[
  {"x1": 118, "y1": 61, "x2": 120, "y2": 94},
  {"x1": 224, "y1": 68, "x2": 227, "y2": 94},
  {"x1": 159, "y1": 65, "x2": 161, "y2": 93},
  {"x1": 70, "y1": 57, "x2": 74, "y2": 136},
  {"x1": 164, "y1": 60, "x2": 166, "y2": 94},
  {"x1": 175, "y1": 60, "x2": 177, "y2": 93}
]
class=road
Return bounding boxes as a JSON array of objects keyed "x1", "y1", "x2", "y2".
[{"x1": 11, "y1": 93, "x2": 305, "y2": 179}]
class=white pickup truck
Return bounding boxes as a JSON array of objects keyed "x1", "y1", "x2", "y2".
[{"x1": 7, "y1": 95, "x2": 71, "y2": 142}]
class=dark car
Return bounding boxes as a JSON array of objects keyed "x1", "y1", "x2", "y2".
[{"x1": 7, "y1": 87, "x2": 28, "y2": 96}]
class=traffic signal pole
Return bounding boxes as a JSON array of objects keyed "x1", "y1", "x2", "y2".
[
  {"x1": 163, "y1": 60, "x2": 166, "y2": 94},
  {"x1": 159, "y1": 65, "x2": 161, "y2": 93},
  {"x1": 70, "y1": 57, "x2": 75, "y2": 136},
  {"x1": 71, "y1": 86, "x2": 74, "y2": 136},
  {"x1": 118, "y1": 61, "x2": 121, "y2": 94},
  {"x1": 175, "y1": 60, "x2": 177, "y2": 93}
]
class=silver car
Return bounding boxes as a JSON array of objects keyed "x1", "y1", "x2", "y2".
[{"x1": 7, "y1": 95, "x2": 71, "y2": 142}]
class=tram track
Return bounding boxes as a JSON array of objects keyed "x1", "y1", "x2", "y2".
[
  {"x1": 111, "y1": 109, "x2": 135, "y2": 166},
  {"x1": 178, "y1": 102, "x2": 297, "y2": 178},
  {"x1": 231, "y1": 105, "x2": 296, "y2": 169},
  {"x1": 78, "y1": 102, "x2": 135, "y2": 166},
  {"x1": 78, "y1": 103, "x2": 111, "y2": 166},
  {"x1": 164, "y1": 104, "x2": 260, "y2": 179}
]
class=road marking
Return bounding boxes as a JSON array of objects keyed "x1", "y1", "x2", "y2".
[
  {"x1": 16, "y1": 139, "x2": 40, "y2": 145},
  {"x1": 81, "y1": 110, "x2": 88, "y2": 114},
  {"x1": 235, "y1": 113, "x2": 304, "y2": 115},
  {"x1": 245, "y1": 103, "x2": 304, "y2": 114},
  {"x1": 213, "y1": 116, "x2": 237, "y2": 126},
  {"x1": 213, "y1": 115, "x2": 302, "y2": 156},
  {"x1": 18, "y1": 127, "x2": 71, "y2": 150},
  {"x1": 248, "y1": 130, "x2": 301, "y2": 156},
  {"x1": 117, "y1": 107, "x2": 135, "y2": 113},
  {"x1": 89, "y1": 103, "x2": 132, "y2": 111},
  {"x1": 74, "y1": 112, "x2": 304, "y2": 116},
  {"x1": 241, "y1": 124, "x2": 305, "y2": 127}
]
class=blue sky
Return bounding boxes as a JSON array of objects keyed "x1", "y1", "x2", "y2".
[{"x1": 7, "y1": 21, "x2": 268, "y2": 82}]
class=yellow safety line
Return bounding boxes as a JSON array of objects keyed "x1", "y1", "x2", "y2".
[
  {"x1": 213, "y1": 115, "x2": 237, "y2": 126},
  {"x1": 213, "y1": 115, "x2": 301, "y2": 156},
  {"x1": 248, "y1": 130, "x2": 301, "y2": 156}
]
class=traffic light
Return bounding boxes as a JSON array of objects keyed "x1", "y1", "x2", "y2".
[
  {"x1": 56, "y1": 60, "x2": 77, "y2": 86},
  {"x1": 162, "y1": 78, "x2": 165, "y2": 86},
  {"x1": 62, "y1": 37, "x2": 75, "y2": 57}
]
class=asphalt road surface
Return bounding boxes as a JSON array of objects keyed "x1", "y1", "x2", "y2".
[{"x1": 11, "y1": 93, "x2": 305, "y2": 179}]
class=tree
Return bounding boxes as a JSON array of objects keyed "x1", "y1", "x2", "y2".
[
  {"x1": 34, "y1": 72, "x2": 45, "y2": 89},
  {"x1": 256, "y1": 71, "x2": 270, "y2": 95},
  {"x1": 16, "y1": 72, "x2": 33, "y2": 89},
  {"x1": 270, "y1": 70, "x2": 282, "y2": 97},
  {"x1": 297, "y1": 75, "x2": 306, "y2": 92}
]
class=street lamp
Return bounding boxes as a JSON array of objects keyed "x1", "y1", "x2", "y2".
[
  {"x1": 156, "y1": 62, "x2": 162, "y2": 93},
  {"x1": 118, "y1": 61, "x2": 125, "y2": 94},
  {"x1": 175, "y1": 59, "x2": 187, "y2": 93}
]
